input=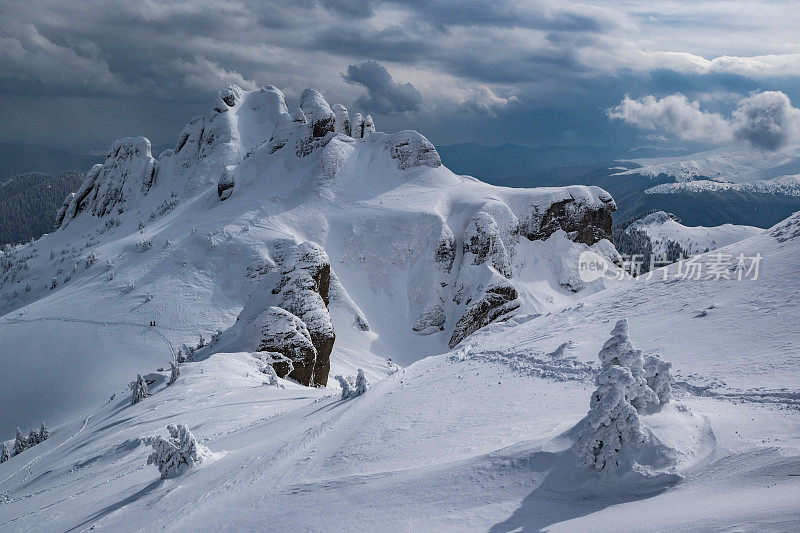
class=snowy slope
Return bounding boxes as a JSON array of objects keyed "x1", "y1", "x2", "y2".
[
  {"x1": 1, "y1": 213, "x2": 798, "y2": 531},
  {"x1": 617, "y1": 143, "x2": 800, "y2": 183},
  {"x1": 645, "y1": 173, "x2": 800, "y2": 196},
  {"x1": 627, "y1": 211, "x2": 762, "y2": 255},
  {"x1": 0, "y1": 85, "x2": 619, "y2": 437}
]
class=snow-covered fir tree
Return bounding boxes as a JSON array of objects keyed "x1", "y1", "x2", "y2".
[
  {"x1": 597, "y1": 319, "x2": 657, "y2": 413},
  {"x1": 1, "y1": 442, "x2": 9, "y2": 463},
  {"x1": 575, "y1": 319, "x2": 656, "y2": 472},
  {"x1": 146, "y1": 424, "x2": 208, "y2": 479},
  {"x1": 335, "y1": 374, "x2": 356, "y2": 400},
  {"x1": 355, "y1": 369, "x2": 369, "y2": 396},
  {"x1": 130, "y1": 374, "x2": 149, "y2": 404},
  {"x1": 28, "y1": 429, "x2": 39, "y2": 447},
  {"x1": 13, "y1": 427, "x2": 27, "y2": 455},
  {"x1": 38, "y1": 422, "x2": 49, "y2": 442},
  {"x1": 335, "y1": 369, "x2": 368, "y2": 399},
  {"x1": 575, "y1": 361, "x2": 646, "y2": 471},
  {"x1": 643, "y1": 354, "x2": 676, "y2": 410},
  {"x1": 167, "y1": 360, "x2": 180, "y2": 386}
]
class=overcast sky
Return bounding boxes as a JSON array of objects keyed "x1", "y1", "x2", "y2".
[{"x1": 1, "y1": 0, "x2": 799, "y2": 153}]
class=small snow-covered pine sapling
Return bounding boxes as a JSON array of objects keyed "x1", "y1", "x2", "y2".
[
  {"x1": 355, "y1": 369, "x2": 369, "y2": 396},
  {"x1": 643, "y1": 354, "x2": 676, "y2": 411},
  {"x1": 168, "y1": 360, "x2": 180, "y2": 386},
  {"x1": 28, "y1": 429, "x2": 39, "y2": 447},
  {"x1": 131, "y1": 374, "x2": 149, "y2": 404},
  {"x1": 575, "y1": 319, "x2": 661, "y2": 472},
  {"x1": 0, "y1": 442, "x2": 9, "y2": 463},
  {"x1": 335, "y1": 374, "x2": 356, "y2": 400},
  {"x1": 13, "y1": 427, "x2": 27, "y2": 455},
  {"x1": 38, "y1": 422, "x2": 49, "y2": 441},
  {"x1": 145, "y1": 424, "x2": 208, "y2": 479},
  {"x1": 176, "y1": 348, "x2": 186, "y2": 363},
  {"x1": 596, "y1": 318, "x2": 657, "y2": 413}
]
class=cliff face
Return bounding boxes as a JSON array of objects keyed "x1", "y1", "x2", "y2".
[{"x1": 35, "y1": 84, "x2": 619, "y2": 386}]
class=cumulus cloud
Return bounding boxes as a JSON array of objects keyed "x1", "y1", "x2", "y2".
[
  {"x1": 609, "y1": 91, "x2": 800, "y2": 150},
  {"x1": 343, "y1": 60, "x2": 422, "y2": 114},
  {"x1": 607, "y1": 94, "x2": 733, "y2": 144},
  {"x1": 732, "y1": 91, "x2": 800, "y2": 150}
]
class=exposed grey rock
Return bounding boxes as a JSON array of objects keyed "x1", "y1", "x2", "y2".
[
  {"x1": 256, "y1": 306, "x2": 317, "y2": 384},
  {"x1": 519, "y1": 190, "x2": 616, "y2": 245},
  {"x1": 272, "y1": 242, "x2": 335, "y2": 386},
  {"x1": 450, "y1": 284, "x2": 520, "y2": 348},
  {"x1": 218, "y1": 170, "x2": 235, "y2": 201}
]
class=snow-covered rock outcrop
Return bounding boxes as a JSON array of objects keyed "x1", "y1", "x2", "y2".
[
  {"x1": 5, "y1": 83, "x2": 620, "y2": 394},
  {"x1": 58, "y1": 138, "x2": 155, "y2": 227}
]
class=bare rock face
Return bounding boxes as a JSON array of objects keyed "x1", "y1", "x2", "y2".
[
  {"x1": 217, "y1": 170, "x2": 235, "y2": 200},
  {"x1": 271, "y1": 242, "x2": 335, "y2": 386},
  {"x1": 519, "y1": 189, "x2": 615, "y2": 245},
  {"x1": 450, "y1": 283, "x2": 519, "y2": 348},
  {"x1": 256, "y1": 306, "x2": 317, "y2": 383}
]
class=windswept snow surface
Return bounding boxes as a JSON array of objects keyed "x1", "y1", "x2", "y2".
[
  {"x1": 629, "y1": 211, "x2": 762, "y2": 255},
  {"x1": 1, "y1": 215, "x2": 799, "y2": 532}
]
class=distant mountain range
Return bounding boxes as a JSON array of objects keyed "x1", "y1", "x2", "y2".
[
  {"x1": 439, "y1": 143, "x2": 800, "y2": 228},
  {"x1": 0, "y1": 143, "x2": 99, "y2": 181}
]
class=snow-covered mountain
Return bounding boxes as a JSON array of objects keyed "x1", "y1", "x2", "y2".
[
  {"x1": 1, "y1": 84, "x2": 799, "y2": 531},
  {"x1": 0, "y1": 84, "x2": 620, "y2": 436},
  {"x1": 645, "y1": 173, "x2": 800, "y2": 196},
  {"x1": 2, "y1": 204, "x2": 798, "y2": 531},
  {"x1": 627, "y1": 211, "x2": 762, "y2": 255},
  {"x1": 616, "y1": 143, "x2": 800, "y2": 183}
]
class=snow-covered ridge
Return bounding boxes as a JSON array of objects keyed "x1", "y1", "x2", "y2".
[
  {"x1": 627, "y1": 211, "x2": 762, "y2": 255},
  {"x1": 1, "y1": 83, "x2": 617, "y2": 430},
  {"x1": 644, "y1": 173, "x2": 800, "y2": 196},
  {"x1": 616, "y1": 143, "x2": 800, "y2": 184}
]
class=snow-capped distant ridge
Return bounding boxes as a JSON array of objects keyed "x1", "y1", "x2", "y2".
[
  {"x1": 644, "y1": 173, "x2": 800, "y2": 196},
  {"x1": 628, "y1": 210, "x2": 762, "y2": 255},
  {"x1": 615, "y1": 143, "x2": 800, "y2": 184}
]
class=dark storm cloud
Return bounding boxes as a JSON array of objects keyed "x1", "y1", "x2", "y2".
[
  {"x1": 733, "y1": 91, "x2": 800, "y2": 150},
  {"x1": 344, "y1": 60, "x2": 422, "y2": 113},
  {"x1": 0, "y1": 0, "x2": 798, "y2": 151}
]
